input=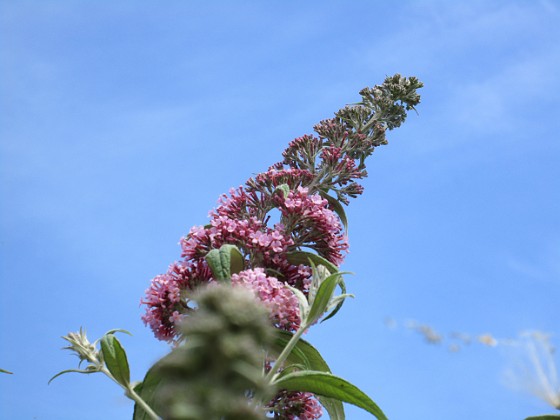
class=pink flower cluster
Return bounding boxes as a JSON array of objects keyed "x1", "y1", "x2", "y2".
[
  {"x1": 231, "y1": 268, "x2": 301, "y2": 331},
  {"x1": 279, "y1": 187, "x2": 348, "y2": 265},
  {"x1": 141, "y1": 260, "x2": 211, "y2": 341},
  {"x1": 267, "y1": 390, "x2": 323, "y2": 420},
  {"x1": 141, "y1": 177, "x2": 348, "y2": 342}
]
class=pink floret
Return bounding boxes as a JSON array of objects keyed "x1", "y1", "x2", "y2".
[{"x1": 231, "y1": 268, "x2": 301, "y2": 331}]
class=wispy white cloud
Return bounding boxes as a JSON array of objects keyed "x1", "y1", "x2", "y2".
[
  {"x1": 447, "y1": 47, "x2": 560, "y2": 133},
  {"x1": 360, "y1": 1, "x2": 560, "y2": 142},
  {"x1": 504, "y1": 331, "x2": 560, "y2": 410}
]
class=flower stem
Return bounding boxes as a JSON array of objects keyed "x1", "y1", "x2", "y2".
[
  {"x1": 265, "y1": 323, "x2": 307, "y2": 384},
  {"x1": 100, "y1": 367, "x2": 160, "y2": 420},
  {"x1": 126, "y1": 384, "x2": 160, "y2": 420}
]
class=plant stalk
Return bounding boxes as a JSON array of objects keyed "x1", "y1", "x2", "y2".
[
  {"x1": 265, "y1": 323, "x2": 307, "y2": 384},
  {"x1": 100, "y1": 367, "x2": 160, "y2": 420}
]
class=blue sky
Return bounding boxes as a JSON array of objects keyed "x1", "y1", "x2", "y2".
[{"x1": 1, "y1": 1, "x2": 559, "y2": 419}]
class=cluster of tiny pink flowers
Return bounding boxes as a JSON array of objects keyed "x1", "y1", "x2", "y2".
[
  {"x1": 251, "y1": 167, "x2": 315, "y2": 193},
  {"x1": 141, "y1": 181, "x2": 348, "y2": 341},
  {"x1": 278, "y1": 187, "x2": 348, "y2": 265},
  {"x1": 142, "y1": 184, "x2": 314, "y2": 341},
  {"x1": 231, "y1": 268, "x2": 300, "y2": 331},
  {"x1": 267, "y1": 391, "x2": 323, "y2": 420},
  {"x1": 182, "y1": 216, "x2": 296, "y2": 267},
  {"x1": 141, "y1": 260, "x2": 211, "y2": 341},
  {"x1": 212, "y1": 187, "x2": 265, "y2": 219},
  {"x1": 281, "y1": 135, "x2": 322, "y2": 169}
]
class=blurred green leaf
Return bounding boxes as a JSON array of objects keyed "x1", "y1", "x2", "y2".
[
  {"x1": 274, "y1": 370, "x2": 387, "y2": 420},
  {"x1": 525, "y1": 416, "x2": 560, "y2": 420},
  {"x1": 100, "y1": 334, "x2": 130, "y2": 387},
  {"x1": 132, "y1": 355, "x2": 170, "y2": 420},
  {"x1": 0, "y1": 368, "x2": 13, "y2": 375}
]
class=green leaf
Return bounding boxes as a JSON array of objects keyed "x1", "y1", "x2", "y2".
[
  {"x1": 133, "y1": 358, "x2": 167, "y2": 420},
  {"x1": 274, "y1": 370, "x2": 387, "y2": 420},
  {"x1": 226, "y1": 244, "x2": 244, "y2": 275},
  {"x1": 319, "y1": 191, "x2": 348, "y2": 232},
  {"x1": 100, "y1": 334, "x2": 130, "y2": 387},
  {"x1": 105, "y1": 329, "x2": 132, "y2": 336},
  {"x1": 306, "y1": 273, "x2": 340, "y2": 325},
  {"x1": 271, "y1": 330, "x2": 331, "y2": 373},
  {"x1": 286, "y1": 251, "x2": 339, "y2": 274},
  {"x1": 525, "y1": 416, "x2": 560, "y2": 420},
  {"x1": 0, "y1": 368, "x2": 12, "y2": 375},
  {"x1": 275, "y1": 183, "x2": 290, "y2": 198},
  {"x1": 318, "y1": 395, "x2": 346, "y2": 420},
  {"x1": 270, "y1": 330, "x2": 345, "y2": 419},
  {"x1": 321, "y1": 277, "x2": 348, "y2": 323},
  {"x1": 205, "y1": 249, "x2": 224, "y2": 279},
  {"x1": 205, "y1": 244, "x2": 244, "y2": 281}
]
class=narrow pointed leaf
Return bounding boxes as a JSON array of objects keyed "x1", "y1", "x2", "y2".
[
  {"x1": 286, "y1": 251, "x2": 339, "y2": 274},
  {"x1": 286, "y1": 284, "x2": 309, "y2": 318},
  {"x1": 321, "y1": 278, "x2": 349, "y2": 323},
  {"x1": 525, "y1": 416, "x2": 560, "y2": 420},
  {"x1": 48, "y1": 368, "x2": 98, "y2": 384},
  {"x1": 105, "y1": 329, "x2": 132, "y2": 336},
  {"x1": 0, "y1": 368, "x2": 13, "y2": 374},
  {"x1": 100, "y1": 334, "x2": 130, "y2": 387},
  {"x1": 274, "y1": 371, "x2": 387, "y2": 420},
  {"x1": 319, "y1": 191, "x2": 348, "y2": 232},
  {"x1": 306, "y1": 273, "x2": 340, "y2": 325}
]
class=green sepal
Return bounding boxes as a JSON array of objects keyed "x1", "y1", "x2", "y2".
[
  {"x1": 100, "y1": 334, "x2": 130, "y2": 387},
  {"x1": 319, "y1": 190, "x2": 348, "y2": 232},
  {"x1": 286, "y1": 251, "x2": 339, "y2": 274},
  {"x1": 0, "y1": 368, "x2": 13, "y2": 375},
  {"x1": 205, "y1": 244, "x2": 244, "y2": 281},
  {"x1": 273, "y1": 370, "x2": 387, "y2": 420}
]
